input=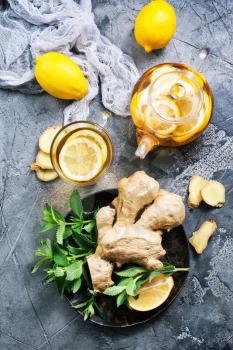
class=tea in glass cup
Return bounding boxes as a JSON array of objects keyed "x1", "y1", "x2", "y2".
[{"x1": 51, "y1": 121, "x2": 113, "y2": 185}]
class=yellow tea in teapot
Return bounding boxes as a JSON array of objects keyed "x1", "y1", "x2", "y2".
[{"x1": 130, "y1": 63, "x2": 213, "y2": 158}]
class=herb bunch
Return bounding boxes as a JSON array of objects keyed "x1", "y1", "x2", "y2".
[{"x1": 32, "y1": 190, "x2": 99, "y2": 319}]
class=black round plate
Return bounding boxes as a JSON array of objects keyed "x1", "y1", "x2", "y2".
[{"x1": 65, "y1": 189, "x2": 189, "y2": 327}]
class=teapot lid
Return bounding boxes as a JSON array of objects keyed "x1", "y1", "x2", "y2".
[{"x1": 148, "y1": 68, "x2": 204, "y2": 123}]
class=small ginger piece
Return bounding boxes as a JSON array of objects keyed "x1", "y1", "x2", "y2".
[
  {"x1": 189, "y1": 219, "x2": 217, "y2": 254},
  {"x1": 35, "y1": 168, "x2": 58, "y2": 182},
  {"x1": 39, "y1": 124, "x2": 62, "y2": 154},
  {"x1": 35, "y1": 150, "x2": 53, "y2": 170},
  {"x1": 201, "y1": 180, "x2": 225, "y2": 208},
  {"x1": 188, "y1": 175, "x2": 208, "y2": 209}
]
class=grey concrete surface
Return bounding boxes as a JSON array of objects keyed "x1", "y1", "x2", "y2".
[{"x1": 1, "y1": 0, "x2": 233, "y2": 349}]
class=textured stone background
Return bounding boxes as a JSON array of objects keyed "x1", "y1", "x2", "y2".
[{"x1": 1, "y1": 0, "x2": 233, "y2": 349}]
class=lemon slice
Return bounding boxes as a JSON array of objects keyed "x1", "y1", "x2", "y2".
[
  {"x1": 67, "y1": 129, "x2": 108, "y2": 164},
  {"x1": 147, "y1": 96, "x2": 180, "y2": 137},
  {"x1": 128, "y1": 274, "x2": 174, "y2": 312},
  {"x1": 59, "y1": 137, "x2": 103, "y2": 182},
  {"x1": 172, "y1": 108, "x2": 209, "y2": 143}
]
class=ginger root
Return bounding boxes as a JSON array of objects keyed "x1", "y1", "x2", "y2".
[
  {"x1": 31, "y1": 124, "x2": 62, "y2": 182},
  {"x1": 188, "y1": 175, "x2": 208, "y2": 209},
  {"x1": 35, "y1": 150, "x2": 53, "y2": 170},
  {"x1": 189, "y1": 219, "x2": 217, "y2": 254},
  {"x1": 34, "y1": 168, "x2": 58, "y2": 182},
  {"x1": 87, "y1": 171, "x2": 185, "y2": 292},
  {"x1": 39, "y1": 124, "x2": 62, "y2": 154},
  {"x1": 201, "y1": 180, "x2": 225, "y2": 208},
  {"x1": 188, "y1": 176, "x2": 225, "y2": 208}
]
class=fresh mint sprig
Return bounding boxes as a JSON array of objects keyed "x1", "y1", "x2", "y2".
[
  {"x1": 103, "y1": 263, "x2": 189, "y2": 307},
  {"x1": 32, "y1": 190, "x2": 98, "y2": 317}
]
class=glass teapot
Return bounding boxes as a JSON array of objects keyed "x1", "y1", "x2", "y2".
[{"x1": 130, "y1": 63, "x2": 213, "y2": 159}]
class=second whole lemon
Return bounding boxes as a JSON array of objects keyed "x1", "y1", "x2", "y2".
[
  {"x1": 134, "y1": 0, "x2": 176, "y2": 53},
  {"x1": 35, "y1": 52, "x2": 88, "y2": 100}
]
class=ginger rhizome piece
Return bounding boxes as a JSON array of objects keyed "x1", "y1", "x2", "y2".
[
  {"x1": 189, "y1": 219, "x2": 217, "y2": 254},
  {"x1": 35, "y1": 150, "x2": 53, "y2": 170},
  {"x1": 201, "y1": 180, "x2": 225, "y2": 208},
  {"x1": 39, "y1": 124, "x2": 62, "y2": 154},
  {"x1": 188, "y1": 175, "x2": 225, "y2": 208},
  {"x1": 31, "y1": 124, "x2": 62, "y2": 182},
  {"x1": 34, "y1": 168, "x2": 58, "y2": 182},
  {"x1": 188, "y1": 175, "x2": 208, "y2": 209},
  {"x1": 87, "y1": 171, "x2": 185, "y2": 293}
]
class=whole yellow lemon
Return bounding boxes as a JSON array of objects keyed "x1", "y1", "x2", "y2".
[
  {"x1": 35, "y1": 52, "x2": 88, "y2": 100},
  {"x1": 134, "y1": 0, "x2": 176, "y2": 53}
]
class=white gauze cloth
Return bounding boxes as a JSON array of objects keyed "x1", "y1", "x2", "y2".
[{"x1": 0, "y1": 0, "x2": 139, "y2": 123}]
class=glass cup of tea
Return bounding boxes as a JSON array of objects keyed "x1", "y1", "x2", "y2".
[{"x1": 51, "y1": 121, "x2": 113, "y2": 185}]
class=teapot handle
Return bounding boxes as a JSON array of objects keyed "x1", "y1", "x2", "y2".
[{"x1": 135, "y1": 134, "x2": 159, "y2": 159}]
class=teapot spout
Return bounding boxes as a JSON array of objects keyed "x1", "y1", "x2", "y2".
[{"x1": 135, "y1": 134, "x2": 158, "y2": 159}]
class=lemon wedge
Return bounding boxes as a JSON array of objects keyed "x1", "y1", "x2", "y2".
[
  {"x1": 59, "y1": 137, "x2": 103, "y2": 182},
  {"x1": 128, "y1": 274, "x2": 174, "y2": 312}
]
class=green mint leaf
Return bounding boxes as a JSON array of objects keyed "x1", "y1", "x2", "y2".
[
  {"x1": 51, "y1": 206, "x2": 65, "y2": 224},
  {"x1": 45, "y1": 275, "x2": 56, "y2": 284},
  {"x1": 72, "y1": 278, "x2": 82, "y2": 293},
  {"x1": 103, "y1": 285, "x2": 126, "y2": 296},
  {"x1": 53, "y1": 245, "x2": 68, "y2": 267},
  {"x1": 125, "y1": 277, "x2": 137, "y2": 296},
  {"x1": 70, "y1": 190, "x2": 83, "y2": 219},
  {"x1": 67, "y1": 245, "x2": 86, "y2": 255},
  {"x1": 56, "y1": 224, "x2": 65, "y2": 245},
  {"x1": 66, "y1": 261, "x2": 83, "y2": 281},
  {"x1": 118, "y1": 277, "x2": 132, "y2": 287},
  {"x1": 39, "y1": 222, "x2": 57, "y2": 233},
  {"x1": 83, "y1": 221, "x2": 95, "y2": 233},
  {"x1": 54, "y1": 267, "x2": 65, "y2": 277},
  {"x1": 73, "y1": 232, "x2": 96, "y2": 250},
  {"x1": 135, "y1": 276, "x2": 148, "y2": 291},
  {"x1": 32, "y1": 257, "x2": 49, "y2": 273},
  {"x1": 42, "y1": 204, "x2": 54, "y2": 223},
  {"x1": 149, "y1": 264, "x2": 175, "y2": 282},
  {"x1": 87, "y1": 304, "x2": 95, "y2": 317},
  {"x1": 116, "y1": 291, "x2": 128, "y2": 307},
  {"x1": 72, "y1": 299, "x2": 90, "y2": 309},
  {"x1": 63, "y1": 226, "x2": 73, "y2": 240},
  {"x1": 115, "y1": 266, "x2": 148, "y2": 277},
  {"x1": 71, "y1": 224, "x2": 82, "y2": 234},
  {"x1": 39, "y1": 239, "x2": 53, "y2": 259}
]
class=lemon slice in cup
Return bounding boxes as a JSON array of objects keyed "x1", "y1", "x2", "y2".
[
  {"x1": 67, "y1": 129, "x2": 108, "y2": 164},
  {"x1": 128, "y1": 274, "x2": 174, "y2": 311},
  {"x1": 59, "y1": 137, "x2": 103, "y2": 182}
]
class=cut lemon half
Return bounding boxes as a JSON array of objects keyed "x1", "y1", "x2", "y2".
[
  {"x1": 67, "y1": 129, "x2": 108, "y2": 164},
  {"x1": 59, "y1": 137, "x2": 103, "y2": 182},
  {"x1": 128, "y1": 274, "x2": 174, "y2": 312}
]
